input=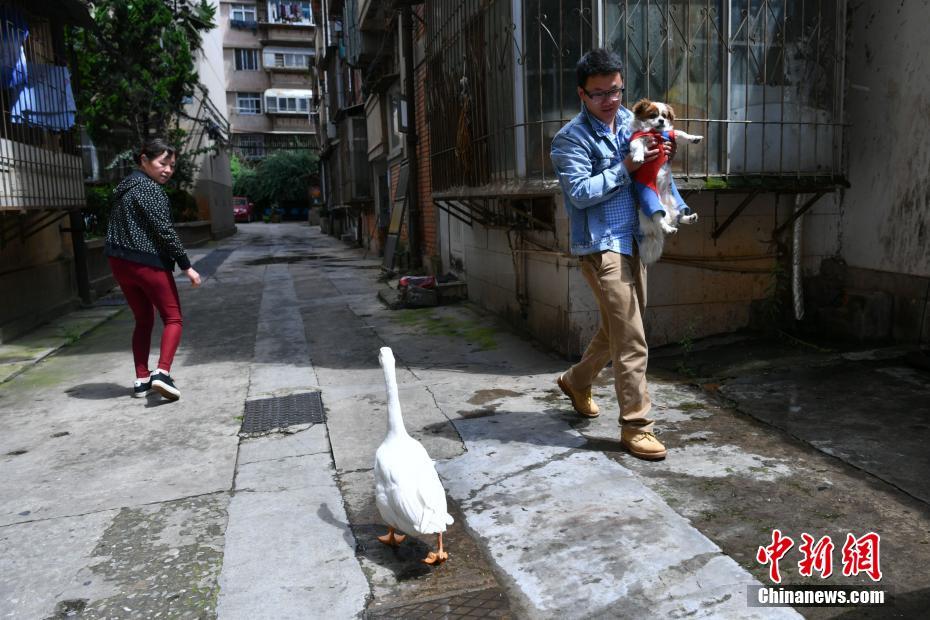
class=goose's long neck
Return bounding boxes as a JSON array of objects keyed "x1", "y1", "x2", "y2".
[{"x1": 380, "y1": 351, "x2": 408, "y2": 438}]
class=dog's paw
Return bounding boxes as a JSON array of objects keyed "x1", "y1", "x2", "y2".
[
  {"x1": 660, "y1": 222, "x2": 678, "y2": 235},
  {"x1": 691, "y1": 135, "x2": 704, "y2": 144},
  {"x1": 680, "y1": 213, "x2": 699, "y2": 225}
]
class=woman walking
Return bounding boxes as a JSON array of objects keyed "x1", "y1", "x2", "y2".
[{"x1": 104, "y1": 138, "x2": 201, "y2": 401}]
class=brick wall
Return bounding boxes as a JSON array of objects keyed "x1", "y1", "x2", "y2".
[{"x1": 414, "y1": 7, "x2": 438, "y2": 269}]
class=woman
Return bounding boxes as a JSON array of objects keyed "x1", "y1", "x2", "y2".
[{"x1": 104, "y1": 138, "x2": 201, "y2": 401}]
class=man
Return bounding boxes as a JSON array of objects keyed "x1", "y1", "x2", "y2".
[{"x1": 550, "y1": 48, "x2": 672, "y2": 461}]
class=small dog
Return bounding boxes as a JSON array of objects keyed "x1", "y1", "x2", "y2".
[{"x1": 628, "y1": 99, "x2": 703, "y2": 264}]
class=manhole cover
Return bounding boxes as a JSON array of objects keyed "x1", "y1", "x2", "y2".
[
  {"x1": 240, "y1": 392, "x2": 325, "y2": 434},
  {"x1": 365, "y1": 588, "x2": 511, "y2": 619},
  {"x1": 193, "y1": 248, "x2": 234, "y2": 278}
]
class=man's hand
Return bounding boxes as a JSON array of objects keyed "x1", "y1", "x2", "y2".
[
  {"x1": 664, "y1": 139, "x2": 676, "y2": 161},
  {"x1": 624, "y1": 136, "x2": 661, "y2": 173},
  {"x1": 185, "y1": 268, "x2": 202, "y2": 288}
]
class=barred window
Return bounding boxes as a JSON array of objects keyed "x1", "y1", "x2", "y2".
[
  {"x1": 426, "y1": 0, "x2": 845, "y2": 194},
  {"x1": 0, "y1": 4, "x2": 83, "y2": 211},
  {"x1": 273, "y1": 52, "x2": 311, "y2": 69},
  {"x1": 267, "y1": 1, "x2": 313, "y2": 25},
  {"x1": 607, "y1": 0, "x2": 843, "y2": 179}
]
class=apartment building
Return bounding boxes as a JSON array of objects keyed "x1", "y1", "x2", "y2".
[{"x1": 220, "y1": 1, "x2": 316, "y2": 160}]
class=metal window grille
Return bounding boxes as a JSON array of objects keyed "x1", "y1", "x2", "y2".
[
  {"x1": 230, "y1": 132, "x2": 313, "y2": 160},
  {"x1": 267, "y1": 1, "x2": 313, "y2": 25},
  {"x1": 0, "y1": 3, "x2": 83, "y2": 212},
  {"x1": 425, "y1": 0, "x2": 846, "y2": 195},
  {"x1": 608, "y1": 0, "x2": 845, "y2": 186}
]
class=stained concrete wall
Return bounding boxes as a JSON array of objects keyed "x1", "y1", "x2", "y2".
[
  {"x1": 797, "y1": 0, "x2": 930, "y2": 345},
  {"x1": 190, "y1": 24, "x2": 235, "y2": 240},
  {"x1": 449, "y1": 190, "x2": 824, "y2": 355},
  {"x1": 840, "y1": 0, "x2": 930, "y2": 278},
  {"x1": 0, "y1": 220, "x2": 77, "y2": 343}
]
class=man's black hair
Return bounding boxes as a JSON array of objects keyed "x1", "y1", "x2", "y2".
[{"x1": 576, "y1": 48, "x2": 624, "y2": 89}]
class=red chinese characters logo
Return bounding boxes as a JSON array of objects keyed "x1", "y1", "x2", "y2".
[
  {"x1": 798, "y1": 533, "x2": 835, "y2": 578},
  {"x1": 757, "y1": 530, "x2": 882, "y2": 583},
  {"x1": 756, "y1": 529, "x2": 795, "y2": 584},
  {"x1": 841, "y1": 532, "x2": 883, "y2": 581}
]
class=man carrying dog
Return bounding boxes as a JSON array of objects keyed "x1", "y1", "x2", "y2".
[{"x1": 550, "y1": 48, "x2": 673, "y2": 460}]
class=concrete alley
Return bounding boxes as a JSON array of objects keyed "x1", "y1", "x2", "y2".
[{"x1": 1, "y1": 223, "x2": 927, "y2": 619}]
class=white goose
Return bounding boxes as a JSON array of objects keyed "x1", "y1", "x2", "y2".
[{"x1": 374, "y1": 346, "x2": 454, "y2": 564}]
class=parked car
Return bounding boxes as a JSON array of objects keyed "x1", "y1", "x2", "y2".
[{"x1": 233, "y1": 196, "x2": 255, "y2": 222}]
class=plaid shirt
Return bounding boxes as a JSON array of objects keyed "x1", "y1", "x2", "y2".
[{"x1": 551, "y1": 105, "x2": 638, "y2": 256}]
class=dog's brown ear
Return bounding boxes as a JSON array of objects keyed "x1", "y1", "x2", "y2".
[
  {"x1": 665, "y1": 104, "x2": 676, "y2": 122},
  {"x1": 632, "y1": 99, "x2": 651, "y2": 117}
]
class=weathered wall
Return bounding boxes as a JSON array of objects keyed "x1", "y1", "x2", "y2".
[
  {"x1": 191, "y1": 26, "x2": 235, "y2": 240},
  {"x1": 0, "y1": 218, "x2": 77, "y2": 342},
  {"x1": 452, "y1": 190, "x2": 811, "y2": 354},
  {"x1": 840, "y1": 0, "x2": 930, "y2": 277}
]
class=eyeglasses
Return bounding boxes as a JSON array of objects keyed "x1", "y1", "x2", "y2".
[{"x1": 583, "y1": 86, "x2": 625, "y2": 103}]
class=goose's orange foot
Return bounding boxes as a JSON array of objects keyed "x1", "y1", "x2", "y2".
[
  {"x1": 377, "y1": 528, "x2": 406, "y2": 547},
  {"x1": 422, "y1": 549, "x2": 449, "y2": 565}
]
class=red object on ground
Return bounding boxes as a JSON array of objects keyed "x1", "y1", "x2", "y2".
[{"x1": 399, "y1": 275, "x2": 436, "y2": 289}]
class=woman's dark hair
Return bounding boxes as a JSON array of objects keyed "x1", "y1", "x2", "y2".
[
  {"x1": 576, "y1": 48, "x2": 624, "y2": 88},
  {"x1": 134, "y1": 138, "x2": 178, "y2": 165}
]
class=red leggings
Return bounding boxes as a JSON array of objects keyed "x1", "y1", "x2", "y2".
[{"x1": 109, "y1": 257, "x2": 183, "y2": 378}]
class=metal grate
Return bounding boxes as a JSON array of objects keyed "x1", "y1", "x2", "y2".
[
  {"x1": 425, "y1": 0, "x2": 846, "y2": 195},
  {"x1": 0, "y1": 2, "x2": 85, "y2": 212},
  {"x1": 240, "y1": 392, "x2": 325, "y2": 434},
  {"x1": 366, "y1": 588, "x2": 511, "y2": 619},
  {"x1": 192, "y1": 248, "x2": 233, "y2": 279}
]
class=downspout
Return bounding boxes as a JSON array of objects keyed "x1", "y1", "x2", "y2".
[
  {"x1": 400, "y1": 5, "x2": 420, "y2": 267},
  {"x1": 792, "y1": 193, "x2": 805, "y2": 321}
]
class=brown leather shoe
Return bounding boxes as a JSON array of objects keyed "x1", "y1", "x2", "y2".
[
  {"x1": 620, "y1": 427, "x2": 667, "y2": 460},
  {"x1": 557, "y1": 374, "x2": 599, "y2": 418}
]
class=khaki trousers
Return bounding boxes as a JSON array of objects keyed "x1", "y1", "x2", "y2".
[{"x1": 564, "y1": 249, "x2": 653, "y2": 431}]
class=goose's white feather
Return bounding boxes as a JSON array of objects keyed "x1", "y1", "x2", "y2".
[{"x1": 374, "y1": 347, "x2": 454, "y2": 536}]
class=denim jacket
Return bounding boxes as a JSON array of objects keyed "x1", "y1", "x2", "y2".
[{"x1": 550, "y1": 105, "x2": 637, "y2": 256}]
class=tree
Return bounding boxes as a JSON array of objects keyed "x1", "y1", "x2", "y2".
[
  {"x1": 231, "y1": 150, "x2": 319, "y2": 210},
  {"x1": 72, "y1": 0, "x2": 216, "y2": 150},
  {"x1": 257, "y1": 149, "x2": 320, "y2": 205}
]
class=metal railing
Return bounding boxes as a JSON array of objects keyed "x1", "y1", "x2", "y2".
[
  {"x1": 425, "y1": 0, "x2": 846, "y2": 196},
  {"x1": 0, "y1": 3, "x2": 84, "y2": 211}
]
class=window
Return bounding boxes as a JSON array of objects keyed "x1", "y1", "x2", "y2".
[
  {"x1": 234, "y1": 49, "x2": 259, "y2": 71},
  {"x1": 273, "y1": 52, "x2": 311, "y2": 69},
  {"x1": 424, "y1": 0, "x2": 845, "y2": 192},
  {"x1": 230, "y1": 3, "x2": 257, "y2": 22},
  {"x1": 237, "y1": 134, "x2": 266, "y2": 159},
  {"x1": 265, "y1": 94, "x2": 311, "y2": 114},
  {"x1": 387, "y1": 86, "x2": 406, "y2": 155},
  {"x1": 236, "y1": 92, "x2": 261, "y2": 115},
  {"x1": 268, "y1": 1, "x2": 314, "y2": 25},
  {"x1": 608, "y1": 0, "x2": 841, "y2": 176}
]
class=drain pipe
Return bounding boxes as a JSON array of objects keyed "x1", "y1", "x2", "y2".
[{"x1": 792, "y1": 193, "x2": 805, "y2": 321}]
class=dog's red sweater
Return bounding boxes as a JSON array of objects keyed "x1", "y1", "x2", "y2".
[{"x1": 631, "y1": 129, "x2": 676, "y2": 193}]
